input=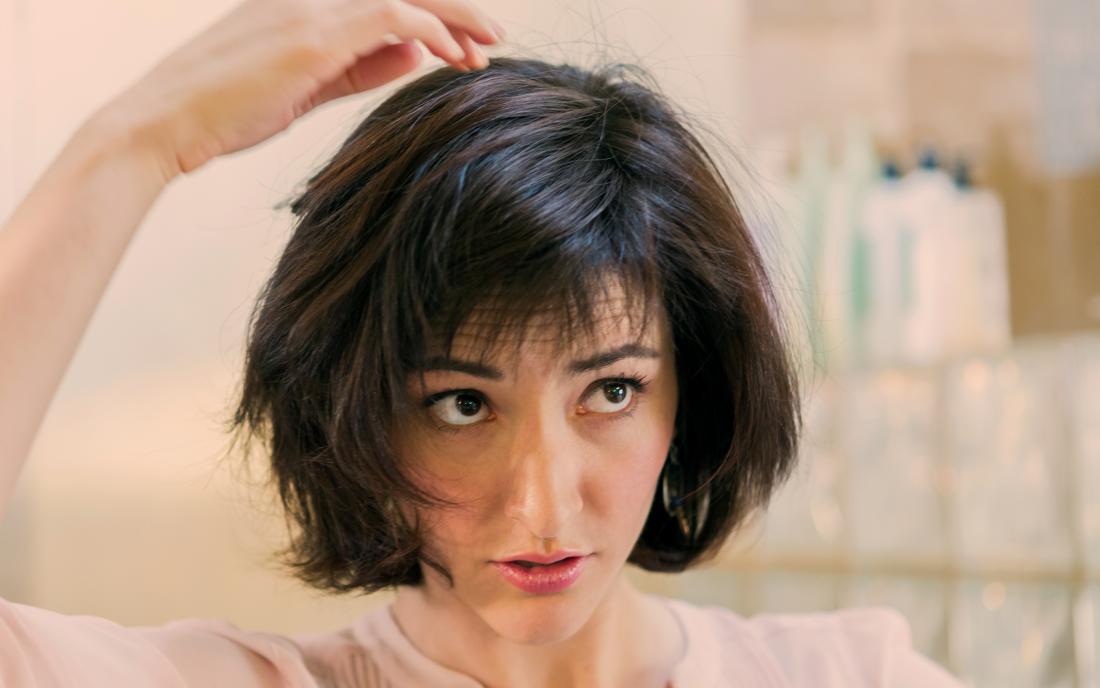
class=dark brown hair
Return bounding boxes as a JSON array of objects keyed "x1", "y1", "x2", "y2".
[{"x1": 227, "y1": 57, "x2": 802, "y2": 595}]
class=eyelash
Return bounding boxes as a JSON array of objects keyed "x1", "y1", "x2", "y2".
[{"x1": 421, "y1": 373, "x2": 652, "y2": 435}]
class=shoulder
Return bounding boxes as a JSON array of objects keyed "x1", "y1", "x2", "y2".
[
  {"x1": 670, "y1": 599, "x2": 963, "y2": 688},
  {"x1": 144, "y1": 616, "x2": 324, "y2": 687},
  {"x1": 0, "y1": 595, "x2": 340, "y2": 687},
  {"x1": 744, "y1": 606, "x2": 914, "y2": 681}
]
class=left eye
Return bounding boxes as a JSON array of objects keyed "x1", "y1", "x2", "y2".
[
  {"x1": 429, "y1": 392, "x2": 490, "y2": 426},
  {"x1": 584, "y1": 380, "x2": 634, "y2": 413}
]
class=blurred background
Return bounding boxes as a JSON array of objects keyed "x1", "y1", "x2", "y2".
[{"x1": 1, "y1": 0, "x2": 1098, "y2": 686}]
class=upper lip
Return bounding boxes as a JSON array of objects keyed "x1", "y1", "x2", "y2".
[{"x1": 495, "y1": 550, "x2": 589, "y2": 564}]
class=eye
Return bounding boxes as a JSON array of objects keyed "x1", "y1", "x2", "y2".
[
  {"x1": 582, "y1": 376, "x2": 648, "y2": 414},
  {"x1": 586, "y1": 381, "x2": 632, "y2": 413},
  {"x1": 426, "y1": 391, "x2": 490, "y2": 427},
  {"x1": 421, "y1": 374, "x2": 651, "y2": 432}
]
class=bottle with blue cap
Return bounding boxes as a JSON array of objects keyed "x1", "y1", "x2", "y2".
[
  {"x1": 897, "y1": 146, "x2": 958, "y2": 365},
  {"x1": 951, "y1": 158, "x2": 1011, "y2": 354}
]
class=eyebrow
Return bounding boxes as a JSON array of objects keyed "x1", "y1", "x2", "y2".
[{"x1": 417, "y1": 343, "x2": 661, "y2": 380}]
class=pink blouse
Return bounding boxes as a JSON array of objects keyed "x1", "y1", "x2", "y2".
[{"x1": 0, "y1": 593, "x2": 964, "y2": 687}]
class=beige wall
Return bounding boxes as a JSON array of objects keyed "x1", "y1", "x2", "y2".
[{"x1": 0, "y1": 0, "x2": 747, "y2": 633}]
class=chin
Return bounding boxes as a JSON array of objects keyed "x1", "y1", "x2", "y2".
[{"x1": 480, "y1": 595, "x2": 595, "y2": 645}]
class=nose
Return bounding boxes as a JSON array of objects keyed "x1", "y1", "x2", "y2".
[{"x1": 503, "y1": 415, "x2": 584, "y2": 540}]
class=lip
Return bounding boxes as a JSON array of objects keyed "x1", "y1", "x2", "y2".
[
  {"x1": 496, "y1": 550, "x2": 588, "y2": 565},
  {"x1": 492, "y1": 555, "x2": 591, "y2": 594}
]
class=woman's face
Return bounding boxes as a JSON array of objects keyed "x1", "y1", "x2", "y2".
[{"x1": 393, "y1": 292, "x2": 678, "y2": 645}]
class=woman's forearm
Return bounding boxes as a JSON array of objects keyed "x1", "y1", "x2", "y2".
[
  {"x1": 0, "y1": 0, "x2": 505, "y2": 523},
  {"x1": 0, "y1": 107, "x2": 177, "y2": 518}
]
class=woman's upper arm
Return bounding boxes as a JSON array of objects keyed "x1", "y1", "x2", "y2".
[
  {"x1": 0, "y1": 595, "x2": 302, "y2": 687},
  {"x1": 139, "y1": 623, "x2": 289, "y2": 688}
]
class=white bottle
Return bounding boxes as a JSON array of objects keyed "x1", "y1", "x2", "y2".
[
  {"x1": 860, "y1": 160, "x2": 907, "y2": 367},
  {"x1": 952, "y1": 160, "x2": 1012, "y2": 355},
  {"x1": 818, "y1": 122, "x2": 878, "y2": 372},
  {"x1": 898, "y1": 149, "x2": 958, "y2": 367}
]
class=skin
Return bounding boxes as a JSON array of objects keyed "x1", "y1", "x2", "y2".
[
  {"x1": 1, "y1": 0, "x2": 504, "y2": 525},
  {"x1": 0, "y1": 1, "x2": 686, "y2": 683},
  {"x1": 390, "y1": 288, "x2": 688, "y2": 688}
]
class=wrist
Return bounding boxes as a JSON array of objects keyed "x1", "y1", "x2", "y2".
[{"x1": 75, "y1": 101, "x2": 183, "y2": 188}]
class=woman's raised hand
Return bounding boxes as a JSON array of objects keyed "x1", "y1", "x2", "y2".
[
  {"x1": 0, "y1": 0, "x2": 502, "y2": 522},
  {"x1": 109, "y1": 0, "x2": 505, "y2": 181}
]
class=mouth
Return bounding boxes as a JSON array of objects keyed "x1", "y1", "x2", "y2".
[
  {"x1": 495, "y1": 549, "x2": 589, "y2": 565},
  {"x1": 492, "y1": 555, "x2": 591, "y2": 594}
]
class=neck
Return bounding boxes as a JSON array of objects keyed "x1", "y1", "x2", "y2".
[{"x1": 391, "y1": 572, "x2": 685, "y2": 688}]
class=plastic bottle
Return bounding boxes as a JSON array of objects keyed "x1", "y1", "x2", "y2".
[
  {"x1": 898, "y1": 149, "x2": 958, "y2": 366},
  {"x1": 952, "y1": 160, "x2": 1012, "y2": 355},
  {"x1": 861, "y1": 160, "x2": 907, "y2": 367},
  {"x1": 816, "y1": 121, "x2": 877, "y2": 371}
]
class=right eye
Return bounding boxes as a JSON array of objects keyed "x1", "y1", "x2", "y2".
[{"x1": 426, "y1": 391, "x2": 491, "y2": 427}]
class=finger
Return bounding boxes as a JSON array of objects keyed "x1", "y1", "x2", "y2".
[
  {"x1": 345, "y1": 1, "x2": 468, "y2": 65},
  {"x1": 448, "y1": 26, "x2": 487, "y2": 69},
  {"x1": 309, "y1": 41, "x2": 423, "y2": 108},
  {"x1": 404, "y1": 0, "x2": 503, "y2": 44}
]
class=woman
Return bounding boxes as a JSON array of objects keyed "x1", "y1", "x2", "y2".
[{"x1": 0, "y1": 0, "x2": 964, "y2": 685}]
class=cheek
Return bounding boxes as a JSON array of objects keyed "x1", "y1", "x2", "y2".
[
  {"x1": 405, "y1": 502, "x2": 494, "y2": 580},
  {"x1": 400, "y1": 422, "x2": 501, "y2": 488},
  {"x1": 589, "y1": 423, "x2": 670, "y2": 525},
  {"x1": 390, "y1": 438, "x2": 487, "y2": 560},
  {"x1": 417, "y1": 507, "x2": 480, "y2": 557}
]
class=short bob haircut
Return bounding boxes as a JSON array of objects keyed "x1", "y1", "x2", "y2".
[{"x1": 228, "y1": 57, "x2": 802, "y2": 596}]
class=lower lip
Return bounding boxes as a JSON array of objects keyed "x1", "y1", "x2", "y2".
[{"x1": 492, "y1": 556, "x2": 590, "y2": 594}]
